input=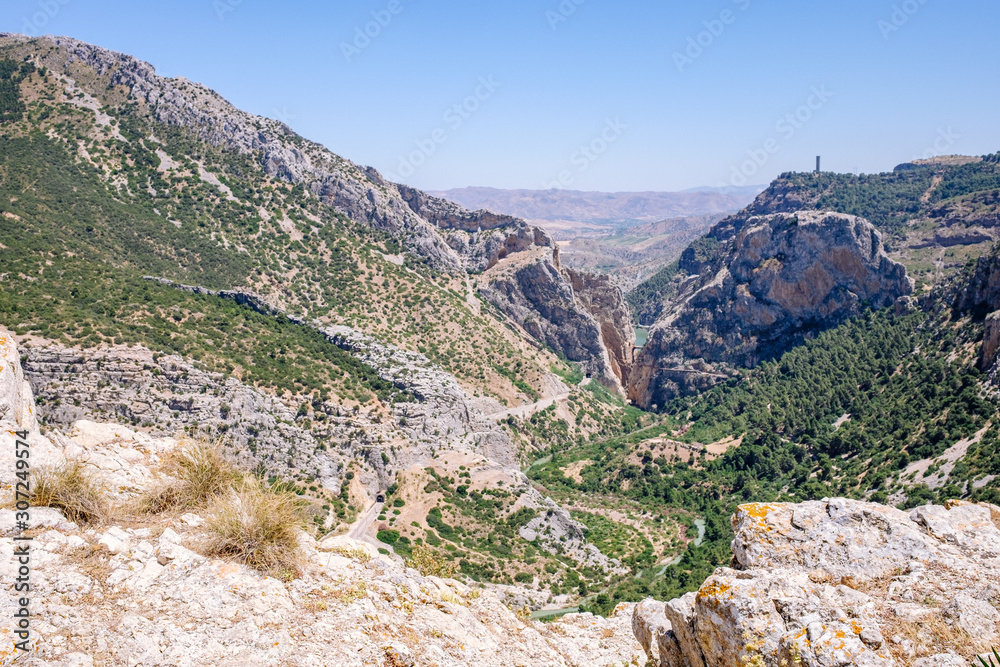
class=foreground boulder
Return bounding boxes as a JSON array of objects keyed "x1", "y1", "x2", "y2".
[{"x1": 634, "y1": 499, "x2": 1000, "y2": 667}]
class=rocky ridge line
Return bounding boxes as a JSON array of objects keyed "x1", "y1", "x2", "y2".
[{"x1": 0, "y1": 32, "x2": 634, "y2": 398}]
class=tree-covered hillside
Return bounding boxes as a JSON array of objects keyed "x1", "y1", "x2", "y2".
[{"x1": 531, "y1": 299, "x2": 998, "y2": 614}]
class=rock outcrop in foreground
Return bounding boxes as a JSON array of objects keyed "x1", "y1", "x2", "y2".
[
  {"x1": 0, "y1": 333, "x2": 643, "y2": 667},
  {"x1": 0, "y1": 426, "x2": 645, "y2": 666},
  {"x1": 630, "y1": 212, "x2": 912, "y2": 408},
  {"x1": 634, "y1": 499, "x2": 1000, "y2": 667}
]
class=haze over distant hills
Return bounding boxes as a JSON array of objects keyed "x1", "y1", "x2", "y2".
[{"x1": 427, "y1": 186, "x2": 765, "y2": 234}]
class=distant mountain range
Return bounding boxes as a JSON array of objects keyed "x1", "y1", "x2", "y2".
[{"x1": 427, "y1": 186, "x2": 765, "y2": 230}]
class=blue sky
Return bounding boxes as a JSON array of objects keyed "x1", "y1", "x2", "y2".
[{"x1": 4, "y1": 0, "x2": 999, "y2": 191}]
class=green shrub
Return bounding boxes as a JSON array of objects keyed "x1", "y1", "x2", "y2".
[
  {"x1": 407, "y1": 545, "x2": 458, "y2": 578},
  {"x1": 377, "y1": 529, "x2": 400, "y2": 545}
]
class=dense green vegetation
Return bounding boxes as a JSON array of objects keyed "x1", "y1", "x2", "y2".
[
  {"x1": 626, "y1": 261, "x2": 680, "y2": 326},
  {"x1": 675, "y1": 309, "x2": 990, "y2": 495},
  {"x1": 532, "y1": 304, "x2": 996, "y2": 615},
  {"x1": 0, "y1": 58, "x2": 33, "y2": 122},
  {"x1": 0, "y1": 135, "x2": 412, "y2": 403},
  {"x1": 778, "y1": 169, "x2": 934, "y2": 234},
  {"x1": 931, "y1": 160, "x2": 1000, "y2": 202}
]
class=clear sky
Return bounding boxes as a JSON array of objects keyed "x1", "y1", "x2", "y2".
[{"x1": 4, "y1": 0, "x2": 999, "y2": 192}]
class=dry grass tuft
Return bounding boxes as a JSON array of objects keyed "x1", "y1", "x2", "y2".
[
  {"x1": 204, "y1": 479, "x2": 305, "y2": 579},
  {"x1": 138, "y1": 441, "x2": 239, "y2": 513},
  {"x1": 879, "y1": 609, "x2": 981, "y2": 663},
  {"x1": 32, "y1": 461, "x2": 110, "y2": 525},
  {"x1": 406, "y1": 545, "x2": 458, "y2": 578}
]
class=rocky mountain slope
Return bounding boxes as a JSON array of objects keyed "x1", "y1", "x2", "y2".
[
  {"x1": 0, "y1": 34, "x2": 645, "y2": 596},
  {"x1": 627, "y1": 154, "x2": 1000, "y2": 407},
  {"x1": 0, "y1": 32, "x2": 631, "y2": 404},
  {"x1": 629, "y1": 212, "x2": 912, "y2": 408},
  {"x1": 633, "y1": 498, "x2": 1000, "y2": 667},
  {"x1": 0, "y1": 333, "x2": 646, "y2": 667}
]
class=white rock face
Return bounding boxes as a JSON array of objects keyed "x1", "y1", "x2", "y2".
[
  {"x1": 634, "y1": 499, "x2": 1000, "y2": 667},
  {"x1": 0, "y1": 327, "x2": 39, "y2": 433},
  {"x1": 0, "y1": 506, "x2": 645, "y2": 666}
]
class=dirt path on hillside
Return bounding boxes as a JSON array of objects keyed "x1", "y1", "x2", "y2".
[
  {"x1": 488, "y1": 377, "x2": 591, "y2": 420},
  {"x1": 465, "y1": 276, "x2": 481, "y2": 315},
  {"x1": 348, "y1": 500, "x2": 394, "y2": 555}
]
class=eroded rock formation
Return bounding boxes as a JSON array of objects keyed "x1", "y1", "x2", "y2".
[
  {"x1": 630, "y1": 212, "x2": 912, "y2": 408},
  {"x1": 480, "y1": 247, "x2": 635, "y2": 389},
  {"x1": 634, "y1": 498, "x2": 1000, "y2": 667}
]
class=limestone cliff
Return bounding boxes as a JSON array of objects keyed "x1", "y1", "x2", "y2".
[
  {"x1": 952, "y1": 244, "x2": 1000, "y2": 378},
  {"x1": 479, "y1": 247, "x2": 635, "y2": 389},
  {"x1": 21, "y1": 332, "x2": 521, "y2": 491},
  {"x1": 629, "y1": 212, "x2": 912, "y2": 408},
  {"x1": 634, "y1": 498, "x2": 1000, "y2": 667},
  {"x1": 565, "y1": 267, "x2": 636, "y2": 387},
  {"x1": 0, "y1": 329, "x2": 38, "y2": 433},
  {"x1": 395, "y1": 184, "x2": 553, "y2": 273}
]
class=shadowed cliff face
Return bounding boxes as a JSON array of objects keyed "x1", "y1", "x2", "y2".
[
  {"x1": 564, "y1": 268, "x2": 636, "y2": 387},
  {"x1": 629, "y1": 212, "x2": 913, "y2": 409},
  {"x1": 480, "y1": 247, "x2": 636, "y2": 390},
  {"x1": 954, "y1": 245, "x2": 1000, "y2": 376}
]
